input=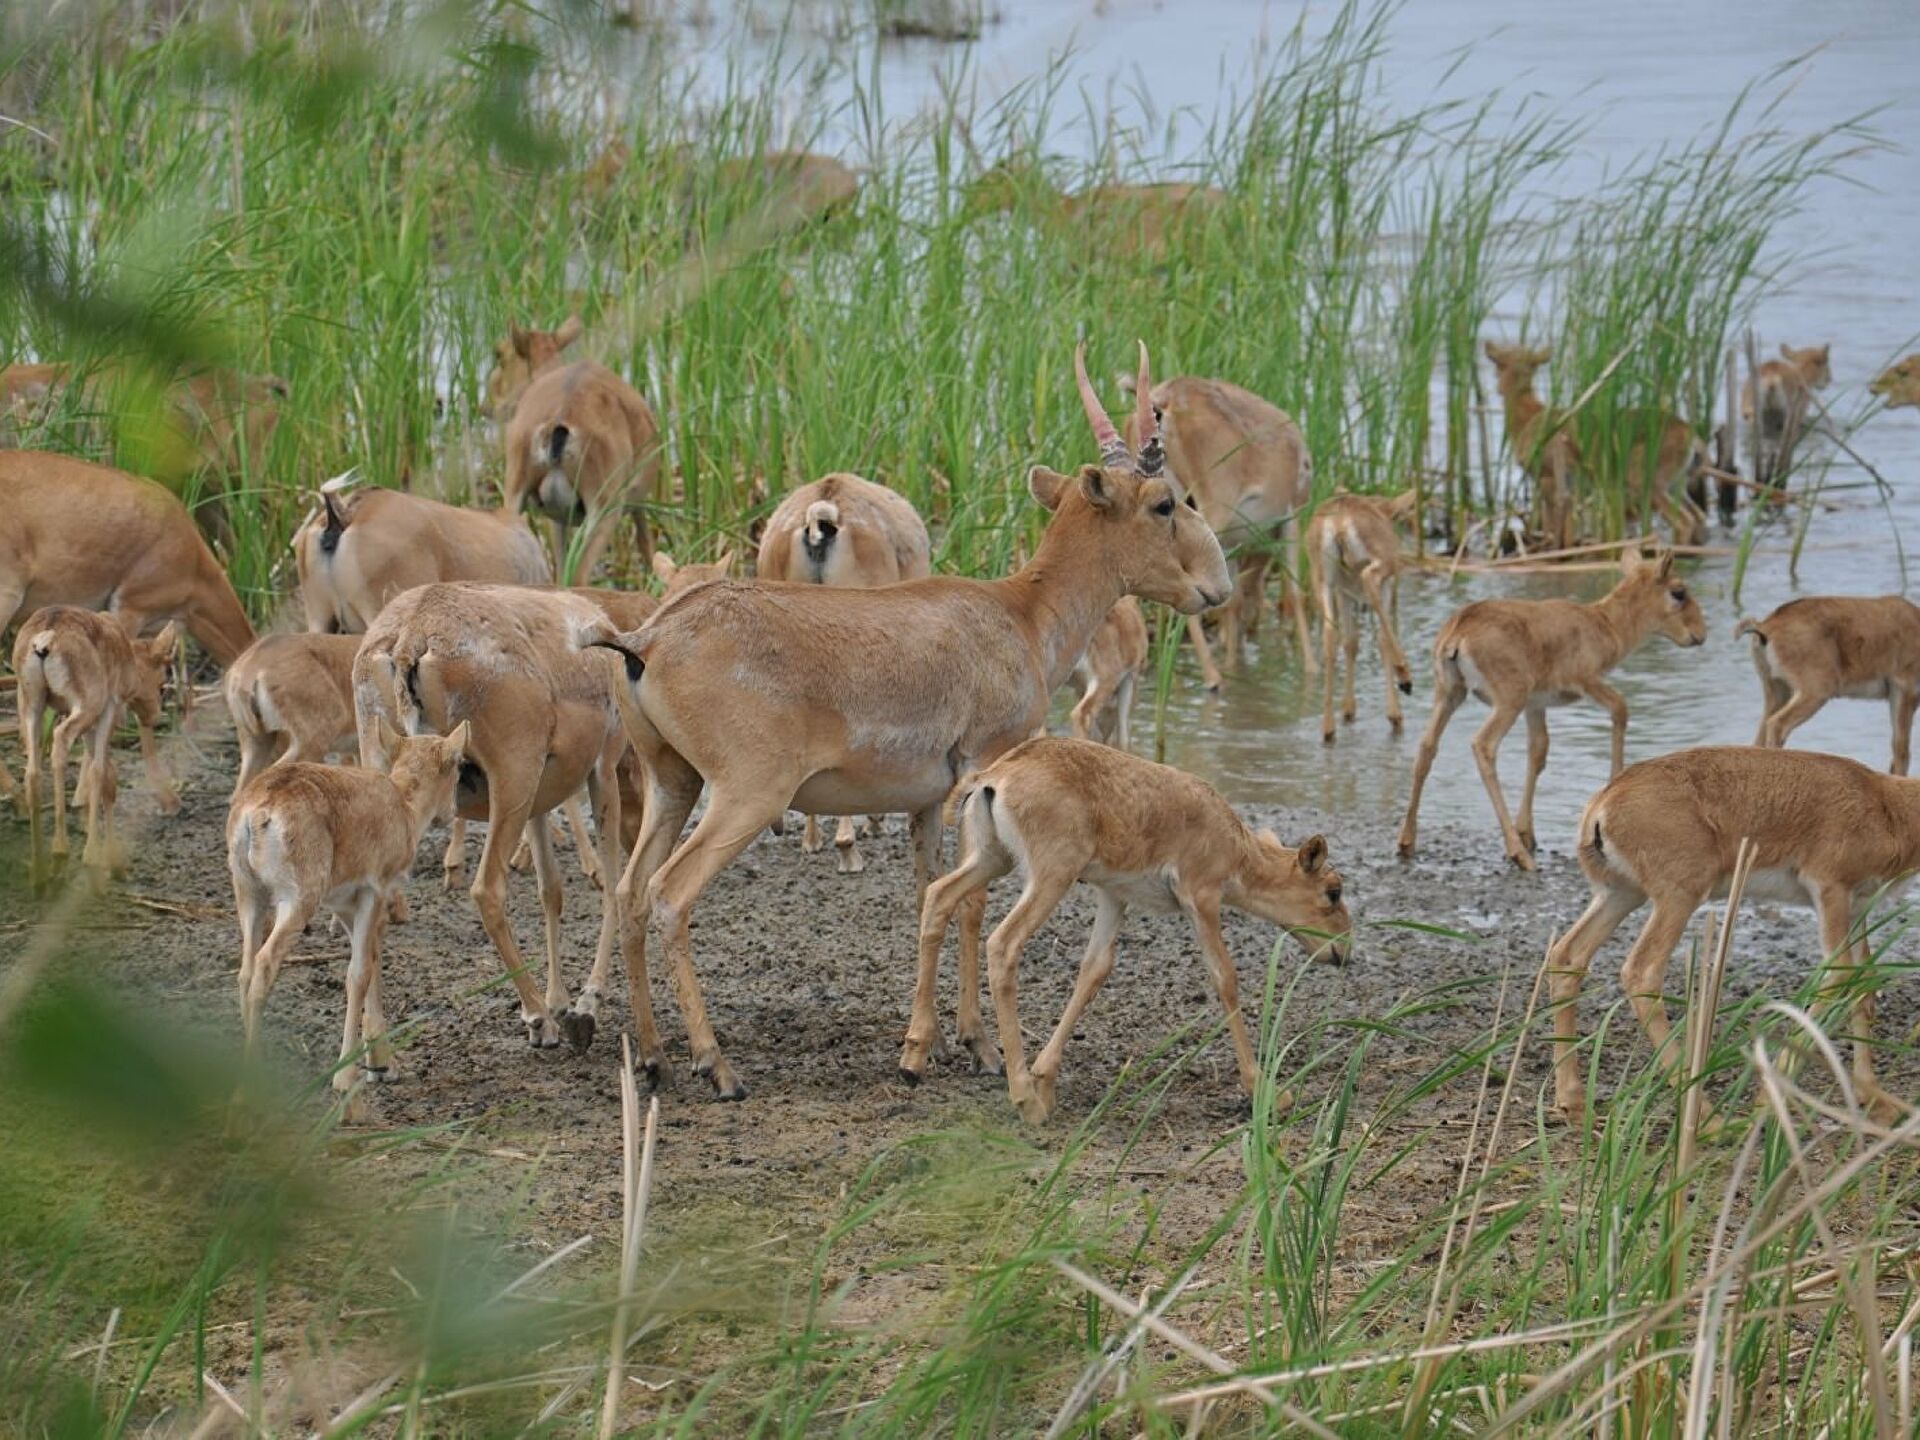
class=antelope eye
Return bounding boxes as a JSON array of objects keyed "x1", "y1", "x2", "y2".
[
  {"x1": 1153, "y1": 498, "x2": 1175, "y2": 518},
  {"x1": 1327, "y1": 887, "x2": 1342, "y2": 905},
  {"x1": 1670, "y1": 586, "x2": 1688, "y2": 601}
]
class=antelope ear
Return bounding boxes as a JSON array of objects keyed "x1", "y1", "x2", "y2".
[
  {"x1": 445, "y1": 719, "x2": 472, "y2": 761},
  {"x1": 149, "y1": 621, "x2": 181, "y2": 661},
  {"x1": 1654, "y1": 549, "x2": 1675, "y2": 581},
  {"x1": 713, "y1": 548, "x2": 735, "y2": 575},
  {"x1": 650, "y1": 551, "x2": 678, "y2": 583},
  {"x1": 509, "y1": 323, "x2": 531, "y2": 357},
  {"x1": 1483, "y1": 340, "x2": 1501, "y2": 362},
  {"x1": 1530, "y1": 346, "x2": 1553, "y2": 365},
  {"x1": 1078, "y1": 464, "x2": 1116, "y2": 511},
  {"x1": 555, "y1": 314, "x2": 583, "y2": 349},
  {"x1": 1387, "y1": 488, "x2": 1419, "y2": 520},
  {"x1": 376, "y1": 715, "x2": 404, "y2": 755},
  {"x1": 1297, "y1": 834, "x2": 1328, "y2": 875},
  {"x1": 1779, "y1": 342, "x2": 1794, "y2": 360},
  {"x1": 1028, "y1": 465, "x2": 1071, "y2": 512},
  {"x1": 1816, "y1": 343, "x2": 1830, "y2": 363}
]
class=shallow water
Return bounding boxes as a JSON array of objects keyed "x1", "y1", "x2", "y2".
[{"x1": 665, "y1": 0, "x2": 1920, "y2": 849}]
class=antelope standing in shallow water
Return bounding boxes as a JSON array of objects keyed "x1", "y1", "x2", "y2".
[
  {"x1": 582, "y1": 342, "x2": 1230, "y2": 1099},
  {"x1": 1396, "y1": 547, "x2": 1706, "y2": 870},
  {"x1": 1547, "y1": 747, "x2": 1916, "y2": 1127},
  {"x1": 1740, "y1": 342, "x2": 1831, "y2": 487},
  {"x1": 1306, "y1": 490, "x2": 1416, "y2": 743}
]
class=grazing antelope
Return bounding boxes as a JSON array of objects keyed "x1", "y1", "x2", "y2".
[
  {"x1": 485, "y1": 314, "x2": 583, "y2": 422},
  {"x1": 0, "y1": 363, "x2": 287, "y2": 549},
  {"x1": 1396, "y1": 547, "x2": 1706, "y2": 870},
  {"x1": 1740, "y1": 343, "x2": 1831, "y2": 487},
  {"x1": 964, "y1": 162, "x2": 1226, "y2": 261},
  {"x1": 0, "y1": 450, "x2": 255, "y2": 666},
  {"x1": 1307, "y1": 490, "x2": 1416, "y2": 743},
  {"x1": 914, "y1": 737, "x2": 1351, "y2": 1123},
  {"x1": 1736, "y1": 595, "x2": 1920, "y2": 773},
  {"x1": 1485, "y1": 343, "x2": 1706, "y2": 547},
  {"x1": 1870, "y1": 354, "x2": 1920, "y2": 410},
  {"x1": 581, "y1": 342, "x2": 1231, "y2": 1099},
  {"x1": 1122, "y1": 373, "x2": 1315, "y2": 689},
  {"x1": 694, "y1": 151, "x2": 861, "y2": 231},
  {"x1": 1546, "y1": 747, "x2": 1917, "y2": 1127},
  {"x1": 496, "y1": 318, "x2": 663, "y2": 580},
  {"x1": 1069, "y1": 598, "x2": 1148, "y2": 750},
  {"x1": 7, "y1": 608, "x2": 179, "y2": 888},
  {"x1": 355, "y1": 584, "x2": 632, "y2": 1054},
  {"x1": 291, "y1": 478, "x2": 552, "y2": 634},
  {"x1": 756, "y1": 471, "x2": 933, "y2": 872},
  {"x1": 225, "y1": 632, "x2": 363, "y2": 797},
  {"x1": 229, "y1": 720, "x2": 470, "y2": 1119}
]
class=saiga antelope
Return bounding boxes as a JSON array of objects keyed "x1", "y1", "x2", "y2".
[
  {"x1": 1396, "y1": 547, "x2": 1706, "y2": 869},
  {"x1": 0, "y1": 450, "x2": 255, "y2": 666},
  {"x1": 1122, "y1": 372, "x2": 1315, "y2": 689},
  {"x1": 355, "y1": 584, "x2": 632, "y2": 1054},
  {"x1": 1306, "y1": 490, "x2": 1416, "y2": 743},
  {"x1": 1068, "y1": 598, "x2": 1148, "y2": 749},
  {"x1": 495, "y1": 318, "x2": 663, "y2": 580},
  {"x1": 292, "y1": 478, "x2": 551, "y2": 634},
  {"x1": 755, "y1": 471, "x2": 933, "y2": 872},
  {"x1": 1485, "y1": 343, "x2": 1706, "y2": 547},
  {"x1": 1740, "y1": 342, "x2": 1831, "y2": 487},
  {"x1": 225, "y1": 631, "x2": 363, "y2": 797},
  {"x1": 1547, "y1": 747, "x2": 1916, "y2": 1126},
  {"x1": 1736, "y1": 595, "x2": 1920, "y2": 773},
  {"x1": 914, "y1": 737, "x2": 1351, "y2": 1124},
  {"x1": 582, "y1": 342, "x2": 1231, "y2": 1099},
  {"x1": 1870, "y1": 355, "x2": 1920, "y2": 410},
  {"x1": 230, "y1": 721, "x2": 469, "y2": 1121},
  {"x1": 7, "y1": 607, "x2": 179, "y2": 889},
  {"x1": 963, "y1": 162, "x2": 1226, "y2": 261}
]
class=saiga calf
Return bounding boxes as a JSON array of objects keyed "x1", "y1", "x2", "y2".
[
  {"x1": 1068, "y1": 598, "x2": 1148, "y2": 749},
  {"x1": 1396, "y1": 547, "x2": 1706, "y2": 869},
  {"x1": 7, "y1": 607, "x2": 179, "y2": 888},
  {"x1": 1736, "y1": 595, "x2": 1920, "y2": 772},
  {"x1": 914, "y1": 737, "x2": 1351, "y2": 1123},
  {"x1": 229, "y1": 721, "x2": 469, "y2": 1119},
  {"x1": 1306, "y1": 490, "x2": 1416, "y2": 743},
  {"x1": 225, "y1": 632, "x2": 364, "y2": 797},
  {"x1": 1547, "y1": 747, "x2": 1916, "y2": 1126},
  {"x1": 1740, "y1": 342, "x2": 1831, "y2": 488}
]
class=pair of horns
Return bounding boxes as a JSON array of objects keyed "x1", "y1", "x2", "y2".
[{"x1": 1075, "y1": 341, "x2": 1163, "y2": 476}]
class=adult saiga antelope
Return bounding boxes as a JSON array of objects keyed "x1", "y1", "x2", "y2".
[
  {"x1": 1740, "y1": 342, "x2": 1831, "y2": 488},
  {"x1": 1122, "y1": 372, "x2": 1315, "y2": 689},
  {"x1": 1396, "y1": 547, "x2": 1706, "y2": 869},
  {"x1": 0, "y1": 450, "x2": 255, "y2": 666},
  {"x1": 755, "y1": 471, "x2": 933, "y2": 873},
  {"x1": 1736, "y1": 595, "x2": 1920, "y2": 772},
  {"x1": 1306, "y1": 490, "x2": 1416, "y2": 743},
  {"x1": 583, "y1": 343, "x2": 1231, "y2": 1099},
  {"x1": 914, "y1": 737, "x2": 1351, "y2": 1124},
  {"x1": 1547, "y1": 747, "x2": 1916, "y2": 1126},
  {"x1": 354, "y1": 584, "x2": 632, "y2": 1054},
  {"x1": 493, "y1": 317, "x2": 663, "y2": 580}
]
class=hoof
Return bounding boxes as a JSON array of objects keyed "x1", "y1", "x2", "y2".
[
  {"x1": 1396, "y1": 837, "x2": 1415, "y2": 860},
  {"x1": 363, "y1": 1064, "x2": 395, "y2": 1085},
  {"x1": 835, "y1": 849, "x2": 864, "y2": 875},
  {"x1": 443, "y1": 868, "x2": 465, "y2": 894},
  {"x1": 1321, "y1": 730, "x2": 1336, "y2": 746},
  {"x1": 962, "y1": 1037, "x2": 1005, "y2": 1077},
  {"x1": 558, "y1": 1008, "x2": 596, "y2": 1055},
  {"x1": 526, "y1": 1016, "x2": 562, "y2": 1049},
  {"x1": 1507, "y1": 847, "x2": 1538, "y2": 873},
  {"x1": 711, "y1": 1077, "x2": 748, "y2": 1102}
]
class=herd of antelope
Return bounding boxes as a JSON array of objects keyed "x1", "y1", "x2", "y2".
[{"x1": 4, "y1": 314, "x2": 1920, "y2": 1130}]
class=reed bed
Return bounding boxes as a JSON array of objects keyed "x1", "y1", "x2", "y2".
[{"x1": 1, "y1": 1, "x2": 1914, "y2": 1435}]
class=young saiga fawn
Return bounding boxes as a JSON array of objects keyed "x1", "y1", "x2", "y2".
[
  {"x1": 229, "y1": 721, "x2": 469, "y2": 1121},
  {"x1": 1736, "y1": 595, "x2": 1920, "y2": 772},
  {"x1": 1306, "y1": 490, "x2": 1416, "y2": 743},
  {"x1": 1397, "y1": 547, "x2": 1706, "y2": 869},
  {"x1": 1547, "y1": 746, "x2": 1916, "y2": 1127},
  {"x1": 911, "y1": 737, "x2": 1350, "y2": 1124}
]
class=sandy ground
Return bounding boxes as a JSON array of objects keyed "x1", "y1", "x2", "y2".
[{"x1": 4, "y1": 722, "x2": 1915, "y2": 1412}]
